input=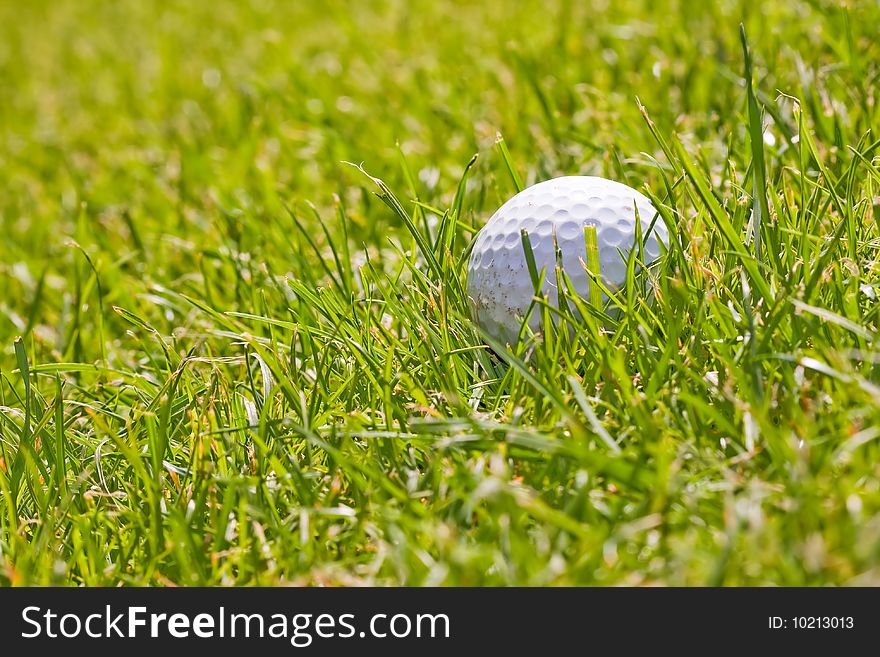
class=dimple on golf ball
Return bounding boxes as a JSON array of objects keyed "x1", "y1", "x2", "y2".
[{"x1": 466, "y1": 175, "x2": 667, "y2": 345}]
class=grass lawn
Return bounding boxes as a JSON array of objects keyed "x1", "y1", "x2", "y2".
[{"x1": 1, "y1": 0, "x2": 879, "y2": 586}]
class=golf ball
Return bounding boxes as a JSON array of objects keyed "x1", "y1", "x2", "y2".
[{"x1": 466, "y1": 175, "x2": 667, "y2": 345}]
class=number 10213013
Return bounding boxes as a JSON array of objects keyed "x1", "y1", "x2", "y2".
[{"x1": 769, "y1": 616, "x2": 854, "y2": 630}]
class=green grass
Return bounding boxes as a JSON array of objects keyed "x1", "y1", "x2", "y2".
[{"x1": 1, "y1": 0, "x2": 879, "y2": 586}]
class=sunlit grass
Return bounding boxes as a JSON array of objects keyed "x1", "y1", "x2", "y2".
[{"x1": 1, "y1": 0, "x2": 879, "y2": 585}]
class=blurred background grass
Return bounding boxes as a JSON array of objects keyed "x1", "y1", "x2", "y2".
[{"x1": 2, "y1": 0, "x2": 874, "y2": 359}]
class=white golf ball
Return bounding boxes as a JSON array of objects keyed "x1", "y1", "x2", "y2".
[{"x1": 466, "y1": 175, "x2": 667, "y2": 345}]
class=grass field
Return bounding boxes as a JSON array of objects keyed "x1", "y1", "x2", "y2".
[{"x1": 1, "y1": 0, "x2": 879, "y2": 586}]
